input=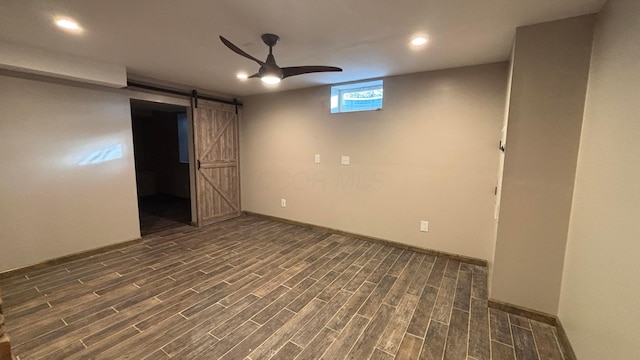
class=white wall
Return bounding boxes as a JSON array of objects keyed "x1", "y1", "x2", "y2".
[
  {"x1": 241, "y1": 63, "x2": 507, "y2": 263},
  {"x1": 0, "y1": 74, "x2": 140, "y2": 272},
  {"x1": 559, "y1": 0, "x2": 640, "y2": 358}
]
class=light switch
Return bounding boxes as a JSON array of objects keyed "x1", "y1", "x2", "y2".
[
  {"x1": 314, "y1": 154, "x2": 320, "y2": 164},
  {"x1": 341, "y1": 155, "x2": 350, "y2": 165}
]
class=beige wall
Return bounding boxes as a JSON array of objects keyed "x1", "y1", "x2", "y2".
[
  {"x1": 0, "y1": 41, "x2": 126, "y2": 88},
  {"x1": 559, "y1": 0, "x2": 640, "y2": 357},
  {"x1": 0, "y1": 74, "x2": 140, "y2": 272},
  {"x1": 241, "y1": 63, "x2": 507, "y2": 262},
  {"x1": 491, "y1": 16, "x2": 595, "y2": 314}
]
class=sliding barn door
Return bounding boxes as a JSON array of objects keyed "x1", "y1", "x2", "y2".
[{"x1": 193, "y1": 100, "x2": 240, "y2": 226}]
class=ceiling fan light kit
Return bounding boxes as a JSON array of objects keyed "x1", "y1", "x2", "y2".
[
  {"x1": 220, "y1": 33, "x2": 342, "y2": 85},
  {"x1": 261, "y1": 75, "x2": 281, "y2": 84}
]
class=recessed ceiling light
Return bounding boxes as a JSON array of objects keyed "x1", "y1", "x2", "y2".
[
  {"x1": 411, "y1": 36, "x2": 428, "y2": 46},
  {"x1": 54, "y1": 17, "x2": 82, "y2": 33},
  {"x1": 236, "y1": 73, "x2": 248, "y2": 80}
]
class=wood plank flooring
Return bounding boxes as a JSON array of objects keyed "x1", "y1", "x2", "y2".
[{"x1": 0, "y1": 216, "x2": 566, "y2": 359}]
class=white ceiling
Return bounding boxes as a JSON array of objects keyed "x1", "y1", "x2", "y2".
[{"x1": 0, "y1": 0, "x2": 605, "y2": 97}]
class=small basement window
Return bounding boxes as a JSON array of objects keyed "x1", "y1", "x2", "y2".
[
  {"x1": 177, "y1": 113, "x2": 189, "y2": 164},
  {"x1": 331, "y1": 80, "x2": 383, "y2": 113}
]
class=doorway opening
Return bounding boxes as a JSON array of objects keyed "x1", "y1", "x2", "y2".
[{"x1": 130, "y1": 99, "x2": 193, "y2": 235}]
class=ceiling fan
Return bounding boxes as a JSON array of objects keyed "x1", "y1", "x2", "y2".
[{"x1": 219, "y1": 33, "x2": 342, "y2": 84}]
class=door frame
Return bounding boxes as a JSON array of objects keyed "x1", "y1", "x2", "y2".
[{"x1": 127, "y1": 90, "x2": 199, "y2": 226}]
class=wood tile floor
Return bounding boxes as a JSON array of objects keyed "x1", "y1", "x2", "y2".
[{"x1": 0, "y1": 216, "x2": 567, "y2": 359}]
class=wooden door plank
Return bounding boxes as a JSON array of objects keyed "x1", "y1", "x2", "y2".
[{"x1": 193, "y1": 101, "x2": 240, "y2": 226}]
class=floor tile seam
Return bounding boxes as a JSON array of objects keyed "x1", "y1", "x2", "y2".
[
  {"x1": 285, "y1": 297, "x2": 329, "y2": 315},
  {"x1": 14, "y1": 264, "x2": 114, "y2": 288},
  {"x1": 280, "y1": 257, "x2": 336, "y2": 288},
  {"x1": 430, "y1": 318, "x2": 449, "y2": 327},
  {"x1": 444, "y1": 265, "x2": 461, "y2": 282},
  {"x1": 355, "y1": 277, "x2": 396, "y2": 319},
  {"x1": 356, "y1": 304, "x2": 379, "y2": 321},
  {"x1": 176, "y1": 268, "x2": 243, "y2": 295},
  {"x1": 452, "y1": 304, "x2": 472, "y2": 313},
  {"x1": 287, "y1": 269, "x2": 337, "y2": 304},
  {"x1": 10, "y1": 278, "x2": 144, "y2": 320},
  {"x1": 249, "y1": 301, "x2": 325, "y2": 358},
  {"x1": 465, "y1": 298, "x2": 473, "y2": 360},
  {"x1": 372, "y1": 345, "x2": 397, "y2": 359},
  {"x1": 81, "y1": 324, "x2": 142, "y2": 354},
  {"x1": 430, "y1": 274, "x2": 449, "y2": 324},
  {"x1": 491, "y1": 338, "x2": 516, "y2": 348},
  {"x1": 8, "y1": 255, "x2": 129, "y2": 284},
  {"x1": 550, "y1": 326, "x2": 567, "y2": 360},
  {"x1": 375, "y1": 302, "x2": 417, "y2": 356},
  {"x1": 509, "y1": 321, "x2": 533, "y2": 332},
  {"x1": 520, "y1": 319, "x2": 544, "y2": 360},
  {"x1": 155, "y1": 320, "x2": 217, "y2": 356},
  {"x1": 332, "y1": 275, "x2": 375, "y2": 322},
  {"x1": 487, "y1": 312, "x2": 494, "y2": 360},
  {"x1": 330, "y1": 315, "x2": 370, "y2": 360},
  {"x1": 505, "y1": 308, "x2": 516, "y2": 349},
  {"x1": 0, "y1": 286, "x2": 41, "y2": 302},
  {"x1": 451, "y1": 272, "x2": 472, "y2": 314},
  {"x1": 435, "y1": 316, "x2": 451, "y2": 360},
  {"x1": 288, "y1": 337, "x2": 305, "y2": 349},
  {"x1": 159, "y1": 347, "x2": 172, "y2": 358},
  {"x1": 313, "y1": 267, "x2": 361, "y2": 301}
]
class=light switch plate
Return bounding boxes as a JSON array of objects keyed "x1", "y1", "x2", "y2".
[
  {"x1": 420, "y1": 220, "x2": 429, "y2": 232},
  {"x1": 341, "y1": 155, "x2": 350, "y2": 165},
  {"x1": 315, "y1": 154, "x2": 320, "y2": 164}
]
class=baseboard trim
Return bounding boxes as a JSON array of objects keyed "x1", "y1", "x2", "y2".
[
  {"x1": 488, "y1": 299, "x2": 556, "y2": 325},
  {"x1": 488, "y1": 299, "x2": 577, "y2": 360},
  {"x1": 243, "y1": 211, "x2": 488, "y2": 267},
  {"x1": 0, "y1": 238, "x2": 143, "y2": 280}
]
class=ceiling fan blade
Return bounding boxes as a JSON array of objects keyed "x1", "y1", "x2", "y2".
[
  {"x1": 248, "y1": 73, "x2": 260, "y2": 78},
  {"x1": 219, "y1": 36, "x2": 265, "y2": 65},
  {"x1": 281, "y1": 66, "x2": 342, "y2": 79}
]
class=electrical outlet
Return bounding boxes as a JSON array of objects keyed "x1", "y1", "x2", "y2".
[
  {"x1": 420, "y1": 220, "x2": 429, "y2": 232},
  {"x1": 314, "y1": 154, "x2": 320, "y2": 164},
  {"x1": 341, "y1": 155, "x2": 350, "y2": 165},
  {"x1": 281, "y1": 199, "x2": 286, "y2": 208}
]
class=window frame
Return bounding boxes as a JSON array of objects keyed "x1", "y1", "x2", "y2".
[{"x1": 177, "y1": 113, "x2": 189, "y2": 164}]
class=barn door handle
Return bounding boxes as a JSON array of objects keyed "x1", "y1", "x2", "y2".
[
  {"x1": 197, "y1": 160, "x2": 201, "y2": 169},
  {"x1": 499, "y1": 141, "x2": 505, "y2": 152}
]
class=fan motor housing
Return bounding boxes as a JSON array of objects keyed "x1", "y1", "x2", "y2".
[{"x1": 261, "y1": 34, "x2": 280, "y2": 47}]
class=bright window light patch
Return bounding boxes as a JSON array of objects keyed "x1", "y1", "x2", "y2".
[
  {"x1": 78, "y1": 144, "x2": 123, "y2": 166},
  {"x1": 331, "y1": 80, "x2": 383, "y2": 113}
]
